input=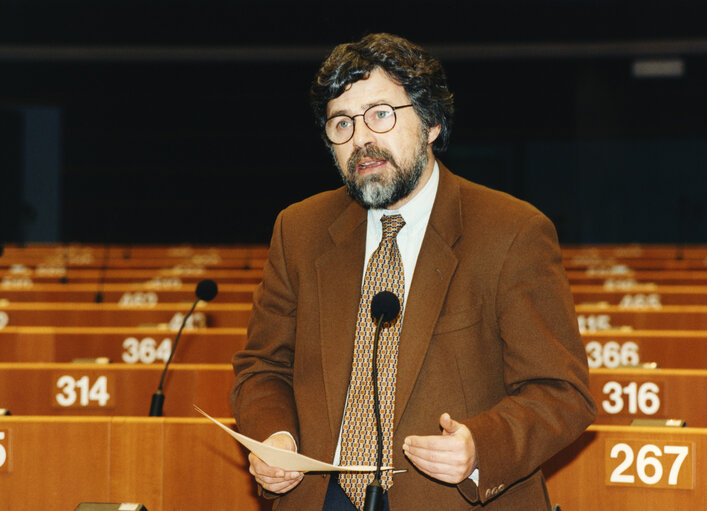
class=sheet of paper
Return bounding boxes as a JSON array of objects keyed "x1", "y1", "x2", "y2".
[{"x1": 194, "y1": 405, "x2": 393, "y2": 473}]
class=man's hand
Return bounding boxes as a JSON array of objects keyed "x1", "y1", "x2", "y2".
[
  {"x1": 402, "y1": 413, "x2": 477, "y2": 484},
  {"x1": 248, "y1": 432, "x2": 304, "y2": 494}
]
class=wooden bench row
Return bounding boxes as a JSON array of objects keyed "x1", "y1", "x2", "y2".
[
  {"x1": 4, "y1": 283, "x2": 707, "y2": 307},
  {"x1": 0, "y1": 363, "x2": 234, "y2": 417},
  {"x1": 2, "y1": 327, "x2": 706, "y2": 371},
  {"x1": 0, "y1": 364, "x2": 704, "y2": 427},
  {"x1": 3, "y1": 302, "x2": 707, "y2": 330},
  {"x1": 561, "y1": 244, "x2": 707, "y2": 259},
  {"x1": 5, "y1": 266, "x2": 707, "y2": 288},
  {"x1": 0, "y1": 267, "x2": 264, "y2": 284},
  {"x1": 0, "y1": 418, "x2": 704, "y2": 510},
  {"x1": 566, "y1": 269, "x2": 707, "y2": 286},
  {"x1": 0, "y1": 282, "x2": 257, "y2": 304}
]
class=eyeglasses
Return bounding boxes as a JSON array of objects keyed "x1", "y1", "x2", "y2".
[{"x1": 324, "y1": 103, "x2": 413, "y2": 145}]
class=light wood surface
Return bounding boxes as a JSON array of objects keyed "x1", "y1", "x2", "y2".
[
  {"x1": 576, "y1": 304, "x2": 707, "y2": 330},
  {"x1": 0, "y1": 302, "x2": 251, "y2": 328},
  {"x1": 544, "y1": 425, "x2": 706, "y2": 510},
  {"x1": 0, "y1": 415, "x2": 265, "y2": 511},
  {"x1": 589, "y1": 368, "x2": 707, "y2": 427},
  {"x1": 582, "y1": 329, "x2": 707, "y2": 370},
  {"x1": 0, "y1": 282, "x2": 257, "y2": 304},
  {"x1": 0, "y1": 326, "x2": 246, "y2": 364},
  {"x1": 0, "y1": 363, "x2": 234, "y2": 417}
]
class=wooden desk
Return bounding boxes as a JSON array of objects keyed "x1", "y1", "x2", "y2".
[
  {"x1": 0, "y1": 302, "x2": 251, "y2": 328},
  {"x1": 562, "y1": 244, "x2": 707, "y2": 260},
  {"x1": 563, "y1": 258, "x2": 707, "y2": 271},
  {"x1": 544, "y1": 425, "x2": 706, "y2": 510},
  {"x1": 576, "y1": 304, "x2": 707, "y2": 331},
  {"x1": 0, "y1": 416, "x2": 265, "y2": 511},
  {"x1": 0, "y1": 267, "x2": 264, "y2": 285},
  {"x1": 590, "y1": 368, "x2": 707, "y2": 427},
  {"x1": 0, "y1": 363, "x2": 233, "y2": 417},
  {"x1": 1, "y1": 421, "x2": 704, "y2": 510},
  {"x1": 0, "y1": 282, "x2": 257, "y2": 304},
  {"x1": 582, "y1": 330, "x2": 707, "y2": 370},
  {"x1": 0, "y1": 326, "x2": 246, "y2": 364},
  {"x1": 567, "y1": 269, "x2": 707, "y2": 287},
  {"x1": 573, "y1": 284, "x2": 707, "y2": 306}
]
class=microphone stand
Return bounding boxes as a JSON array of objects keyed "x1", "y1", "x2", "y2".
[
  {"x1": 364, "y1": 311, "x2": 386, "y2": 511},
  {"x1": 148, "y1": 298, "x2": 200, "y2": 416}
]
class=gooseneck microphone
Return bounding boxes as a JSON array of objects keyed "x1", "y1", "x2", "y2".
[
  {"x1": 148, "y1": 278, "x2": 218, "y2": 416},
  {"x1": 364, "y1": 291, "x2": 401, "y2": 511}
]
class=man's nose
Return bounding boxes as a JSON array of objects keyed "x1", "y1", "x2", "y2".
[{"x1": 351, "y1": 117, "x2": 377, "y2": 148}]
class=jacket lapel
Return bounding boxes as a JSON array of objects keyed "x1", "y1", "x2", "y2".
[
  {"x1": 394, "y1": 164, "x2": 462, "y2": 431},
  {"x1": 316, "y1": 198, "x2": 367, "y2": 445}
]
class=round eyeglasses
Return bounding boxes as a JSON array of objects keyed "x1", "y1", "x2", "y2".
[{"x1": 324, "y1": 103, "x2": 413, "y2": 145}]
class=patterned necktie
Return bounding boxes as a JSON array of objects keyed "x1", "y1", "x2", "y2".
[{"x1": 339, "y1": 214, "x2": 406, "y2": 510}]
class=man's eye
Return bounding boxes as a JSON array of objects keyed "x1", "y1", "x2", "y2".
[
  {"x1": 337, "y1": 119, "x2": 352, "y2": 129},
  {"x1": 375, "y1": 110, "x2": 391, "y2": 119}
]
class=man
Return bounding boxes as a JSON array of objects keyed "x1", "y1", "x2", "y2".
[{"x1": 231, "y1": 33, "x2": 596, "y2": 510}]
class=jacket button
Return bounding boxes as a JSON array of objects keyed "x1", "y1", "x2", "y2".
[
  {"x1": 498, "y1": 484, "x2": 505, "y2": 491},
  {"x1": 485, "y1": 489, "x2": 491, "y2": 499}
]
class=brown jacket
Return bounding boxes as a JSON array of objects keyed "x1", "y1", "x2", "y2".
[{"x1": 231, "y1": 163, "x2": 596, "y2": 510}]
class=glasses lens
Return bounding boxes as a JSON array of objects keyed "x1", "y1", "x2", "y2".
[
  {"x1": 325, "y1": 116, "x2": 354, "y2": 144},
  {"x1": 364, "y1": 104, "x2": 395, "y2": 133}
]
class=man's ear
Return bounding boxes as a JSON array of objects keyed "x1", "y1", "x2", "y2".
[{"x1": 427, "y1": 124, "x2": 442, "y2": 145}]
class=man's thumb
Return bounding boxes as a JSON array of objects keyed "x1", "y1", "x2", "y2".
[{"x1": 440, "y1": 412, "x2": 461, "y2": 435}]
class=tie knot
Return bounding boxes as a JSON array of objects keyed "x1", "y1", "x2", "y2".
[{"x1": 380, "y1": 214, "x2": 405, "y2": 240}]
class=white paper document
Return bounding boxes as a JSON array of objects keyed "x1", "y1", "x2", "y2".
[{"x1": 194, "y1": 405, "x2": 393, "y2": 473}]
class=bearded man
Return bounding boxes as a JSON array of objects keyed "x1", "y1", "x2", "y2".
[{"x1": 231, "y1": 33, "x2": 596, "y2": 511}]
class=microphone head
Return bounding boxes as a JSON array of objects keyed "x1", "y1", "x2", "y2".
[
  {"x1": 195, "y1": 279, "x2": 218, "y2": 302},
  {"x1": 370, "y1": 291, "x2": 401, "y2": 323}
]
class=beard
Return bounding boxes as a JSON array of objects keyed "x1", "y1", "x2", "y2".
[{"x1": 332, "y1": 128, "x2": 429, "y2": 209}]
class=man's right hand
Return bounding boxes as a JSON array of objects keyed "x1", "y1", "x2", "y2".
[{"x1": 248, "y1": 432, "x2": 304, "y2": 494}]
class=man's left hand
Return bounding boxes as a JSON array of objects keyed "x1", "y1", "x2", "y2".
[{"x1": 403, "y1": 412, "x2": 477, "y2": 484}]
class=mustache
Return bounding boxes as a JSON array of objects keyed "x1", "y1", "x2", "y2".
[{"x1": 346, "y1": 146, "x2": 398, "y2": 176}]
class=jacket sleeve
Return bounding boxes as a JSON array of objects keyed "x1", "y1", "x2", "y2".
[
  {"x1": 459, "y1": 212, "x2": 597, "y2": 504},
  {"x1": 230, "y1": 209, "x2": 300, "y2": 445}
]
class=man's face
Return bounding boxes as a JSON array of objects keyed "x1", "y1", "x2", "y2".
[{"x1": 326, "y1": 68, "x2": 440, "y2": 210}]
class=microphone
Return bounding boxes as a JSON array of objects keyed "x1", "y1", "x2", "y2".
[
  {"x1": 94, "y1": 244, "x2": 109, "y2": 303},
  {"x1": 364, "y1": 290, "x2": 401, "y2": 511},
  {"x1": 148, "y1": 278, "x2": 218, "y2": 416}
]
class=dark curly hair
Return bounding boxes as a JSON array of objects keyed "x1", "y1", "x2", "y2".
[{"x1": 310, "y1": 33, "x2": 455, "y2": 152}]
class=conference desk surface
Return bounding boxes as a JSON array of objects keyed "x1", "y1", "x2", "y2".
[
  {"x1": 582, "y1": 329, "x2": 707, "y2": 370},
  {"x1": 575, "y1": 304, "x2": 707, "y2": 330},
  {"x1": 566, "y1": 269, "x2": 707, "y2": 286},
  {"x1": 590, "y1": 368, "x2": 707, "y2": 427},
  {"x1": 544, "y1": 424, "x2": 706, "y2": 510},
  {"x1": 561, "y1": 244, "x2": 707, "y2": 259},
  {"x1": 2, "y1": 364, "x2": 704, "y2": 428},
  {"x1": 4, "y1": 301, "x2": 707, "y2": 331},
  {"x1": 572, "y1": 284, "x2": 707, "y2": 306},
  {"x1": 0, "y1": 267, "x2": 264, "y2": 284},
  {"x1": 0, "y1": 415, "x2": 263, "y2": 511},
  {"x1": 0, "y1": 326, "x2": 246, "y2": 364},
  {"x1": 2, "y1": 325, "x2": 705, "y2": 370},
  {"x1": 0, "y1": 363, "x2": 234, "y2": 417},
  {"x1": 0, "y1": 417, "x2": 704, "y2": 511},
  {"x1": 0, "y1": 302, "x2": 252, "y2": 328},
  {"x1": 0, "y1": 282, "x2": 257, "y2": 304}
]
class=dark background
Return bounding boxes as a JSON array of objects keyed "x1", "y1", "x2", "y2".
[{"x1": 1, "y1": 0, "x2": 706, "y2": 245}]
